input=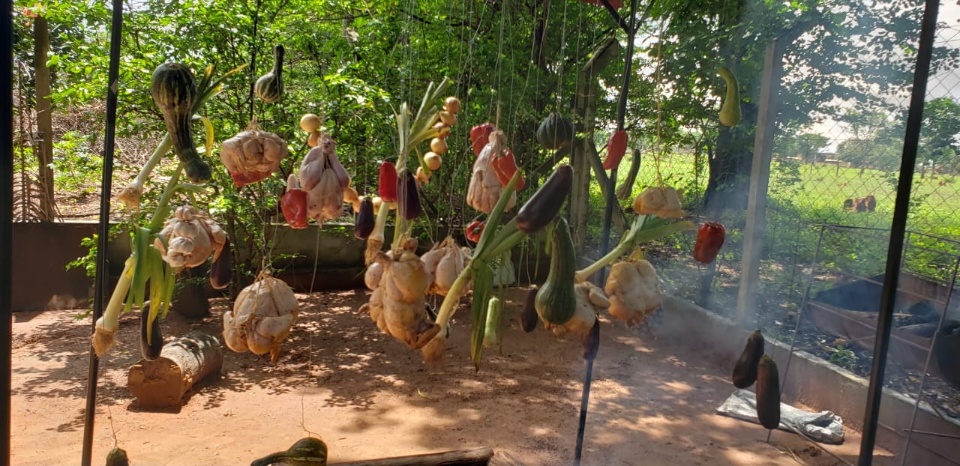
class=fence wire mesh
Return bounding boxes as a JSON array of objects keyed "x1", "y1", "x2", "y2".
[{"x1": 633, "y1": 13, "x2": 960, "y2": 465}]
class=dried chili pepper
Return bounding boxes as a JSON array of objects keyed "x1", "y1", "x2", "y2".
[
  {"x1": 379, "y1": 162, "x2": 398, "y2": 203},
  {"x1": 693, "y1": 221, "x2": 725, "y2": 264},
  {"x1": 470, "y1": 122, "x2": 495, "y2": 156},
  {"x1": 465, "y1": 220, "x2": 485, "y2": 244},
  {"x1": 492, "y1": 149, "x2": 525, "y2": 190},
  {"x1": 602, "y1": 130, "x2": 628, "y2": 170}
]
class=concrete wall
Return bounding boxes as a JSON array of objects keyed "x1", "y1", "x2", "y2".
[
  {"x1": 11, "y1": 221, "x2": 550, "y2": 312},
  {"x1": 658, "y1": 295, "x2": 960, "y2": 465}
]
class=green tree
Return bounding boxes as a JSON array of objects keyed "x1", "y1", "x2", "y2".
[
  {"x1": 919, "y1": 97, "x2": 960, "y2": 169},
  {"x1": 641, "y1": 0, "x2": 959, "y2": 212},
  {"x1": 775, "y1": 132, "x2": 828, "y2": 163}
]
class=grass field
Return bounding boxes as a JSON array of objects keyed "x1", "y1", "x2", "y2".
[{"x1": 583, "y1": 151, "x2": 960, "y2": 286}]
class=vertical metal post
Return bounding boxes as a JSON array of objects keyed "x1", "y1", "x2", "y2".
[
  {"x1": 598, "y1": 0, "x2": 638, "y2": 280},
  {"x1": 1, "y1": 0, "x2": 16, "y2": 463},
  {"x1": 81, "y1": 1, "x2": 124, "y2": 465},
  {"x1": 578, "y1": 1, "x2": 638, "y2": 464},
  {"x1": 858, "y1": 0, "x2": 939, "y2": 463}
]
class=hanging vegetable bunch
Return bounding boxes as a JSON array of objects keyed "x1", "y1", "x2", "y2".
[
  {"x1": 279, "y1": 112, "x2": 355, "y2": 230},
  {"x1": 223, "y1": 270, "x2": 300, "y2": 364},
  {"x1": 218, "y1": 122, "x2": 289, "y2": 188},
  {"x1": 467, "y1": 127, "x2": 521, "y2": 213},
  {"x1": 357, "y1": 79, "x2": 460, "y2": 362},
  {"x1": 432, "y1": 163, "x2": 575, "y2": 367},
  {"x1": 96, "y1": 62, "x2": 248, "y2": 358},
  {"x1": 572, "y1": 195, "x2": 695, "y2": 330}
]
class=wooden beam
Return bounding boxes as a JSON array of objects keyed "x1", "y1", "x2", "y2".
[
  {"x1": 571, "y1": 38, "x2": 621, "y2": 250},
  {"x1": 736, "y1": 40, "x2": 784, "y2": 327},
  {"x1": 332, "y1": 447, "x2": 495, "y2": 466}
]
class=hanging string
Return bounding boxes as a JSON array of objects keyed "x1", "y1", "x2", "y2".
[
  {"x1": 554, "y1": 0, "x2": 571, "y2": 110},
  {"x1": 652, "y1": 20, "x2": 666, "y2": 187},
  {"x1": 449, "y1": 0, "x2": 472, "y2": 228},
  {"x1": 491, "y1": 0, "x2": 509, "y2": 123}
]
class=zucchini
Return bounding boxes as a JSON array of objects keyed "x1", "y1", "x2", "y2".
[
  {"x1": 105, "y1": 447, "x2": 130, "y2": 466},
  {"x1": 534, "y1": 218, "x2": 577, "y2": 326},
  {"x1": 483, "y1": 296, "x2": 503, "y2": 348},
  {"x1": 251, "y1": 437, "x2": 328, "y2": 466}
]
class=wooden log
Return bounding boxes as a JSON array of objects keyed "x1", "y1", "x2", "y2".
[
  {"x1": 127, "y1": 331, "x2": 223, "y2": 409},
  {"x1": 332, "y1": 447, "x2": 495, "y2": 466},
  {"x1": 488, "y1": 451, "x2": 525, "y2": 466}
]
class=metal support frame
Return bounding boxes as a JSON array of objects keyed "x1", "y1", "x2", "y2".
[
  {"x1": 858, "y1": 0, "x2": 940, "y2": 463},
  {"x1": 778, "y1": 224, "x2": 960, "y2": 465},
  {"x1": 80, "y1": 1, "x2": 124, "y2": 465},
  {"x1": 2, "y1": 0, "x2": 16, "y2": 463}
]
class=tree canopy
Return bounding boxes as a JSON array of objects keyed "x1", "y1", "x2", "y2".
[{"x1": 12, "y1": 0, "x2": 959, "y2": 241}]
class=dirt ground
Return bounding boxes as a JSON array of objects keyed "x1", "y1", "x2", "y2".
[{"x1": 11, "y1": 287, "x2": 894, "y2": 465}]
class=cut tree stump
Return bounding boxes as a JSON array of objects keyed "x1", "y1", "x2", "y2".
[{"x1": 127, "y1": 331, "x2": 223, "y2": 409}]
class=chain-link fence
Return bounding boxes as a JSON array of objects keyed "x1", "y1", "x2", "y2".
[{"x1": 627, "y1": 15, "x2": 960, "y2": 466}]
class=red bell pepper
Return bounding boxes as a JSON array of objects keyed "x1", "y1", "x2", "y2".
[
  {"x1": 693, "y1": 221, "x2": 725, "y2": 264},
  {"x1": 281, "y1": 189, "x2": 308, "y2": 229},
  {"x1": 465, "y1": 220, "x2": 485, "y2": 244},
  {"x1": 470, "y1": 122, "x2": 495, "y2": 156},
  {"x1": 492, "y1": 149, "x2": 526, "y2": 190},
  {"x1": 602, "y1": 130, "x2": 628, "y2": 170},
  {"x1": 379, "y1": 162, "x2": 398, "y2": 202}
]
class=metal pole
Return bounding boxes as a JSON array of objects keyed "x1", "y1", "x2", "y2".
[
  {"x1": 598, "y1": 0, "x2": 638, "y2": 281},
  {"x1": 857, "y1": 0, "x2": 939, "y2": 463},
  {"x1": 81, "y1": 1, "x2": 124, "y2": 464},
  {"x1": 577, "y1": 1, "x2": 638, "y2": 464},
  {"x1": 573, "y1": 359, "x2": 594, "y2": 465},
  {"x1": 1, "y1": 0, "x2": 16, "y2": 462}
]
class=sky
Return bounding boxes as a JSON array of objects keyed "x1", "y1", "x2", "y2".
[{"x1": 810, "y1": 2, "x2": 960, "y2": 148}]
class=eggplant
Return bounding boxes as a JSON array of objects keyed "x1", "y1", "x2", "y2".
[
  {"x1": 755, "y1": 355, "x2": 781, "y2": 430},
  {"x1": 516, "y1": 165, "x2": 573, "y2": 234},
  {"x1": 732, "y1": 329, "x2": 764, "y2": 388},
  {"x1": 396, "y1": 168, "x2": 421, "y2": 220},
  {"x1": 521, "y1": 286, "x2": 539, "y2": 333},
  {"x1": 209, "y1": 238, "x2": 232, "y2": 290},
  {"x1": 139, "y1": 302, "x2": 163, "y2": 361},
  {"x1": 581, "y1": 318, "x2": 600, "y2": 361},
  {"x1": 354, "y1": 197, "x2": 375, "y2": 239}
]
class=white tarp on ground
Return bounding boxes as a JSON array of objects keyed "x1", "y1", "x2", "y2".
[{"x1": 716, "y1": 389, "x2": 845, "y2": 444}]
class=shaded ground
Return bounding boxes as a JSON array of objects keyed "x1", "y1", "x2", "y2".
[
  {"x1": 11, "y1": 287, "x2": 890, "y2": 465},
  {"x1": 647, "y1": 242, "x2": 960, "y2": 424}
]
